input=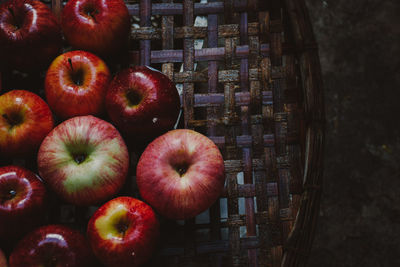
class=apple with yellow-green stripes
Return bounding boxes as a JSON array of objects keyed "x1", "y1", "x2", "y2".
[
  {"x1": 37, "y1": 115, "x2": 129, "y2": 206},
  {"x1": 87, "y1": 196, "x2": 159, "y2": 267}
]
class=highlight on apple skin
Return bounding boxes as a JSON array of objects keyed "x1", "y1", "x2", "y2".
[
  {"x1": 45, "y1": 50, "x2": 111, "y2": 119},
  {"x1": 0, "y1": 0, "x2": 62, "y2": 71},
  {"x1": 37, "y1": 115, "x2": 129, "y2": 206},
  {"x1": 87, "y1": 196, "x2": 159, "y2": 267},
  {"x1": 0, "y1": 90, "x2": 54, "y2": 158},
  {"x1": 9, "y1": 224, "x2": 95, "y2": 267},
  {"x1": 136, "y1": 129, "x2": 226, "y2": 220},
  {"x1": 0, "y1": 165, "x2": 47, "y2": 242}
]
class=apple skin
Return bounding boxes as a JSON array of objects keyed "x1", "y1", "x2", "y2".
[
  {"x1": 0, "y1": 0, "x2": 62, "y2": 72},
  {"x1": 0, "y1": 248, "x2": 6, "y2": 267},
  {"x1": 0, "y1": 90, "x2": 54, "y2": 158},
  {"x1": 37, "y1": 115, "x2": 129, "y2": 206},
  {"x1": 136, "y1": 129, "x2": 225, "y2": 220},
  {"x1": 45, "y1": 50, "x2": 111, "y2": 119},
  {"x1": 87, "y1": 196, "x2": 159, "y2": 267},
  {"x1": 9, "y1": 224, "x2": 94, "y2": 267},
  {"x1": 61, "y1": 0, "x2": 130, "y2": 58},
  {"x1": 0, "y1": 166, "x2": 47, "y2": 241},
  {"x1": 106, "y1": 66, "x2": 181, "y2": 142}
]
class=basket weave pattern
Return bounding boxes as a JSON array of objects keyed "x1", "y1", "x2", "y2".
[{"x1": 1, "y1": 0, "x2": 325, "y2": 266}]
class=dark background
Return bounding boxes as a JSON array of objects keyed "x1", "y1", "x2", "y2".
[{"x1": 305, "y1": 0, "x2": 400, "y2": 266}]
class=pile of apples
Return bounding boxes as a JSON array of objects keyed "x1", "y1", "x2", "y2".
[{"x1": 0, "y1": 0, "x2": 226, "y2": 266}]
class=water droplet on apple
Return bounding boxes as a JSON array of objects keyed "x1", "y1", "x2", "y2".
[
  {"x1": 131, "y1": 251, "x2": 135, "y2": 256},
  {"x1": 152, "y1": 117, "x2": 158, "y2": 123}
]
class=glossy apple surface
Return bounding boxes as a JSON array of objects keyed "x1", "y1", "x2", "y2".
[
  {"x1": 0, "y1": 0, "x2": 62, "y2": 71},
  {"x1": 0, "y1": 90, "x2": 54, "y2": 157},
  {"x1": 136, "y1": 129, "x2": 225, "y2": 220},
  {"x1": 0, "y1": 166, "x2": 46, "y2": 241},
  {"x1": 61, "y1": 0, "x2": 130, "y2": 58},
  {"x1": 45, "y1": 50, "x2": 111, "y2": 119},
  {"x1": 87, "y1": 196, "x2": 159, "y2": 267},
  {"x1": 106, "y1": 66, "x2": 181, "y2": 142},
  {"x1": 9, "y1": 224, "x2": 94, "y2": 267},
  {"x1": 37, "y1": 115, "x2": 129, "y2": 206}
]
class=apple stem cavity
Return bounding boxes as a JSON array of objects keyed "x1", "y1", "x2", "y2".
[
  {"x1": 126, "y1": 90, "x2": 142, "y2": 107},
  {"x1": 0, "y1": 189, "x2": 16, "y2": 203},
  {"x1": 86, "y1": 9, "x2": 98, "y2": 23},
  {"x1": 8, "y1": 7, "x2": 20, "y2": 29},
  {"x1": 177, "y1": 167, "x2": 187, "y2": 177},
  {"x1": 73, "y1": 154, "x2": 86, "y2": 164},
  {"x1": 2, "y1": 113, "x2": 23, "y2": 128},
  {"x1": 115, "y1": 219, "x2": 129, "y2": 236}
]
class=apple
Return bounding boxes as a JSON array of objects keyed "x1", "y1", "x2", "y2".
[
  {"x1": 0, "y1": 248, "x2": 6, "y2": 267},
  {"x1": 37, "y1": 115, "x2": 129, "y2": 206},
  {"x1": 136, "y1": 129, "x2": 225, "y2": 220},
  {"x1": 105, "y1": 66, "x2": 181, "y2": 143},
  {"x1": 0, "y1": 0, "x2": 62, "y2": 72},
  {"x1": 45, "y1": 50, "x2": 111, "y2": 119},
  {"x1": 87, "y1": 196, "x2": 159, "y2": 267},
  {"x1": 0, "y1": 166, "x2": 47, "y2": 242},
  {"x1": 9, "y1": 224, "x2": 94, "y2": 267},
  {"x1": 61, "y1": 0, "x2": 130, "y2": 58},
  {"x1": 0, "y1": 90, "x2": 54, "y2": 158}
]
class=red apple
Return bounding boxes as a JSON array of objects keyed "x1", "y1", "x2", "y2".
[
  {"x1": 0, "y1": 0, "x2": 62, "y2": 72},
  {"x1": 136, "y1": 129, "x2": 225, "y2": 220},
  {"x1": 9, "y1": 224, "x2": 94, "y2": 267},
  {"x1": 0, "y1": 248, "x2": 7, "y2": 267},
  {"x1": 0, "y1": 90, "x2": 54, "y2": 157},
  {"x1": 37, "y1": 115, "x2": 129, "y2": 206},
  {"x1": 61, "y1": 0, "x2": 130, "y2": 58},
  {"x1": 0, "y1": 166, "x2": 47, "y2": 241},
  {"x1": 87, "y1": 196, "x2": 159, "y2": 267},
  {"x1": 45, "y1": 50, "x2": 111, "y2": 119},
  {"x1": 106, "y1": 66, "x2": 181, "y2": 142}
]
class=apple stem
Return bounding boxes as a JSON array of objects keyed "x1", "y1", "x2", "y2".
[
  {"x1": 178, "y1": 167, "x2": 187, "y2": 177},
  {"x1": 8, "y1": 7, "x2": 14, "y2": 18},
  {"x1": 8, "y1": 7, "x2": 20, "y2": 29},
  {"x1": 68, "y1": 58, "x2": 74, "y2": 72}
]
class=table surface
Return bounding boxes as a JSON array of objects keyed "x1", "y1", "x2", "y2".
[{"x1": 306, "y1": 0, "x2": 400, "y2": 266}]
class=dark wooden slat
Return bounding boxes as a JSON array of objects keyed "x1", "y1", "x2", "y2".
[
  {"x1": 139, "y1": 0, "x2": 151, "y2": 66},
  {"x1": 134, "y1": 44, "x2": 269, "y2": 63},
  {"x1": 131, "y1": 23, "x2": 261, "y2": 39},
  {"x1": 127, "y1": 2, "x2": 250, "y2": 16},
  {"x1": 207, "y1": 2, "x2": 221, "y2": 246},
  {"x1": 187, "y1": 91, "x2": 272, "y2": 108}
]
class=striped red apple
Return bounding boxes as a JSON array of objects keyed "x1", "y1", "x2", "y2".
[
  {"x1": 45, "y1": 50, "x2": 111, "y2": 119},
  {"x1": 37, "y1": 115, "x2": 129, "y2": 206},
  {"x1": 136, "y1": 129, "x2": 225, "y2": 220}
]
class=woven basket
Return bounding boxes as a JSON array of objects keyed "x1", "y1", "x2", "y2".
[{"x1": 0, "y1": 0, "x2": 324, "y2": 266}]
